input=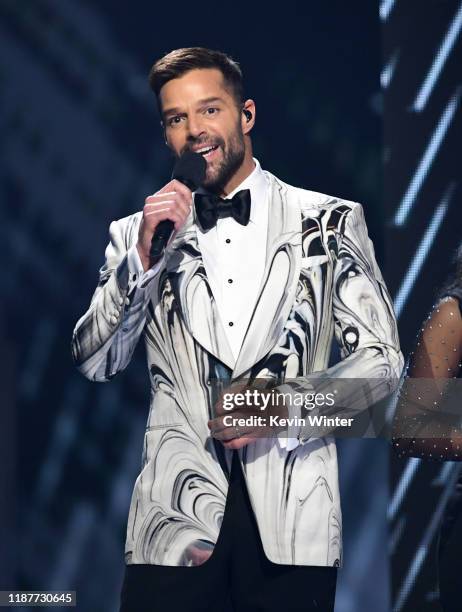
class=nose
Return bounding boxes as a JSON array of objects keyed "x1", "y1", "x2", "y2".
[{"x1": 186, "y1": 114, "x2": 206, "y2": 140}]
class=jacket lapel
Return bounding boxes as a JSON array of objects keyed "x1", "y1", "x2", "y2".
[
  {"x1": 232, "y1": 173, "x2": 302, "y2": 378},
  {"x1": 165, "y1": 212, "x2": 236, "y2": 370}
]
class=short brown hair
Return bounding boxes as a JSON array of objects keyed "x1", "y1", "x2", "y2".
[{"x1": 148, "y1": 47, "x2": 244, "y2": 108}]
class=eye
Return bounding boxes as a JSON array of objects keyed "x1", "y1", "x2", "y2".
[
  {"x1": 204, "y1": 107, "x2": 219, "y2": 116},
  {"x1": 166, "y1": 115, "x2": 184, "y2": 127}
]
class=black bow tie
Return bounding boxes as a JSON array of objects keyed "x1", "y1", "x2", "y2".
[{"x1": 194, "y1": 189, "x2": 251, "y2": 232}]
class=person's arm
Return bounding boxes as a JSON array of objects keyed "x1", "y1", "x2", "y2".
[
  {"x1": 71, "y1": 215, "x2": 162, "y2": 382},
  {"x1": 71, "y1": 179, "x2": 193, "y2": 382},
  {"x1": 278, "y1": 202, "x2": 404, "y2": 444},
  {"x1": 392, "y1": 296, "x2": 462, "y2": 460}
]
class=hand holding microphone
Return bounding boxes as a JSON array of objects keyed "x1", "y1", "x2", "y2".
[{"x1": 136, "y1": 151, "x2": 206, "y2": 272}]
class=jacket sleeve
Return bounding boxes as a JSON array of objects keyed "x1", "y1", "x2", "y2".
[
  {"x1": 278, "y1": 202, "x2": 404, "y2": 444},
  {"x1": 71, "y1": 215, "x2": 161, "y2": 382}
]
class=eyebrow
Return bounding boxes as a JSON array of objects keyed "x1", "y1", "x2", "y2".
[{"x1": 163, "y1": 96, "x2": 226, "y2": 118}]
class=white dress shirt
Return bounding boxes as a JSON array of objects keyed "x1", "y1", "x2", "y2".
[{"x1": 195, "y1": 158, "x2": 268, "y2": 360}]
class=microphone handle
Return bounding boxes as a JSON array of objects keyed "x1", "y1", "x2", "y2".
[
  {"x1": 149, "y1": 174, "x2": 198, "y2": 259},
  {"x1": 149, "y1": 219, "x2": 174, "y2": 259}
]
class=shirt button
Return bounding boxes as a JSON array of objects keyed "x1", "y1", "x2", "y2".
[
  {"x1": 228, "y1": 278, "x2": 233, "y2": 284},
  {"x1": 228, "y1": 322, "x2": 234, "y2": 327},
  {"x1": 225, "y1": 238, "x2": 231, "y2": 244}
]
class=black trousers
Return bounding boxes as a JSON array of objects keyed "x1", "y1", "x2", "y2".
[{"x1": 120, "y1": 452, "x2": 337, "y2": 612}]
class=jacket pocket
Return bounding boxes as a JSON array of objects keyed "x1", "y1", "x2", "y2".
[{"x1": 146, "y1": 422, "x2": 184, "y2": 431}]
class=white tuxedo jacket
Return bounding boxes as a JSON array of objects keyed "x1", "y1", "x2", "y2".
[{"x1": 72, "y1": 171, "x2": 403, "y2": 567}]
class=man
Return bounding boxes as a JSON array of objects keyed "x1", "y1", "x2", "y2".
[{"x1": 71, "y1": 48, "x2": 403, "y2": 611}]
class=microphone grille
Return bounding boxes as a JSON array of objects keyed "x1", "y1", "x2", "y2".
[{"x1": 172, "y1": 151, "x2": 207, "y2": 191}]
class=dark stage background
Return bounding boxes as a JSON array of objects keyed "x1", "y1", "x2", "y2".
[
  {"x1": 3, "y1": 1, "x2": 452, "y2": 611},
  {"x1": 384, "y1": 1, "x2": 462, "y2": 611}
]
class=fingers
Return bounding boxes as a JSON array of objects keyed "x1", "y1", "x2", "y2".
[
  {"x1": 143, "y1": 204, "x2": 187, "y2": 231},
  {"x1": 144, "y1": 180, "x2": 192, "y2": 230},
  {"x1": 208, "y1": 416, "x2": 260, "y2": 441},
  {"x1": 208, "y1": 383, "x2": 274, "y2": 449},
  {"x1": 146, "y1": 179, "x2": 192, "y2": 213},
  {"x1": 137, "y1": 180, "x2": 194, "y2": 258},
  {"x1": 214, "y1": 382, "x2": 249, "y2": 416},
  {"x1": 156, "y1": 179, "x2": 193, "y2": 202},
  {"x1": 222, "y1": 436, "x2": 255, "y2": 450}
]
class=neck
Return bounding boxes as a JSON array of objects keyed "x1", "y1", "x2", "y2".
[{"x1": 219, "y1": 149, "x2": 255, "y2": 197}]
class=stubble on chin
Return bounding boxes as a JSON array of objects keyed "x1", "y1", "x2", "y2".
[
  {"x1": 202, "y1": 159, "x2": 225, "y2": 192},
  {"x1": 203, "y1": 140, "x2": 245, "y2": 194}
]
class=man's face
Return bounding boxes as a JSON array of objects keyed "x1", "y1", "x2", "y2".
[{"x1": 159, "y1": 68, "x2": 247, "y2": 192}]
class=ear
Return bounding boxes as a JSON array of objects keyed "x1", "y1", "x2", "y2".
[{"x1": 241, "y1": 99, "x2": 256, "y2": 134}]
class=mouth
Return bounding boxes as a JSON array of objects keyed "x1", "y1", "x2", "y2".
[{"x1": 193, "y1": 144, "x2": 220, "y2": 159}]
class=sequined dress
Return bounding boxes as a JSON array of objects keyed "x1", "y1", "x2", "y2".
[
  {"x1": 393, "y1": 294, "x2": 462, "y2": 460},
  {"x1": 393, "y1": 293, "x2": 462, "y2": 612}
]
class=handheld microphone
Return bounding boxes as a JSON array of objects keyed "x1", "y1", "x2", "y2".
[{"x1": 149, "y1": 151, "x2": 207, "y2": 259}]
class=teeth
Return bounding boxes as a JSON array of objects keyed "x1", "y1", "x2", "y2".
[{"x1": 196, "y1": 145, "x2": 216, "y2": 154}]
